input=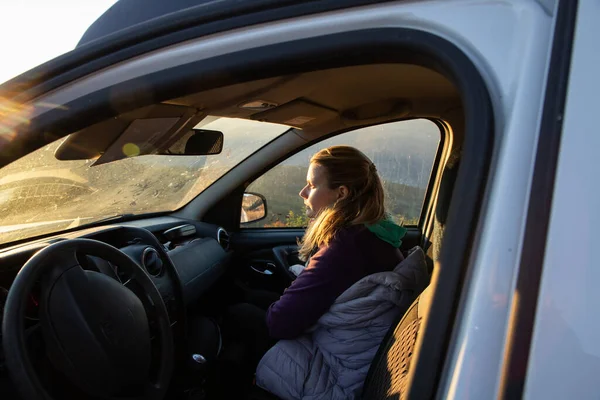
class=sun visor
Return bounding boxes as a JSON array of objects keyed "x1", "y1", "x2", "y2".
[
  {"x1": 54, "y1": 104, "x2": 201, "y2": 165},
  {"x1": 250, "y1": 99, "x2": 338, "y2": 128}
]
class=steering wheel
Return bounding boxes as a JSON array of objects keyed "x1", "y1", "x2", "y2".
[
  {"x1": 272, "y1": 245, "x2": 301, "y2": 281},
  {"x1": 1, "y1": 238, "x2": 174, "y2": 400}
]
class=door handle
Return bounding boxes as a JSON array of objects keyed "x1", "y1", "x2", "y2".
[{"x1": 250, "y1": 263, "x2": 274, "y2": 276}]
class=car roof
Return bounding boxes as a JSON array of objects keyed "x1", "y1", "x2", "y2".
[
  {"x1": 0, "y1": 0, "x2": 389, "y2": 102},
  {"x1": 78, "y1": 0, "x2": 215, "y2": 47}
]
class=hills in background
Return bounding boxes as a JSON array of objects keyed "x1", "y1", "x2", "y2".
[
  {"x1": 245, "y1": 119, "x2": 440, "y2": 227},
  {"x1": 246, "y1": 165, "x2": 427, "y2": 228}
]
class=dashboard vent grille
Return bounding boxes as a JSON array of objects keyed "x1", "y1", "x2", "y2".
[{"x1": 142, "y1": 247, "x2": 163, "y2": 276}]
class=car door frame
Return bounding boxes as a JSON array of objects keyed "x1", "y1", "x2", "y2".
[{"x1": 498, "y1": 0, "x2": 580, "y2": 398}]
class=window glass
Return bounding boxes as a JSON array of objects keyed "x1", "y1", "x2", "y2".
[
  {"x1": 0, "y1": 116, "x2": 290, "y2": 245},
  {"x1": 243, "y1": 119, "x2": 440, "y2": 228}
]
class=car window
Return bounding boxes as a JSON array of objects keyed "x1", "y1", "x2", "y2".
[
  {"x1": 0, "y1": 116, "x2": 290, "y2": 245},
  {"x1": 242, "y1": 119, "x2": 440, "y2": 228}
]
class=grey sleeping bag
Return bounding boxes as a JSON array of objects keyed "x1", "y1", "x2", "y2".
[{"x1": 255, "y1": 247, "x2": 429, "y2": 400}]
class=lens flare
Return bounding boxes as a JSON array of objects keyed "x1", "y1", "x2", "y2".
[
  {"x1": 122, "y1": 143, "x2": 140, "y2": 157},
  {"x1": 0, "y1": 97, "x2": 33, "y2": 149}
]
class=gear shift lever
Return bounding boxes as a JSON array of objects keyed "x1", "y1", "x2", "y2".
[
  {"x1": 184, "y1": 354, "x2": 208, "y2": 399},
  {"x1": 192, "y1": 354, "x2": 207, "y2": 365},
  {"x1": 189, "y1": 353, "x2": 208, "y2": 379}
]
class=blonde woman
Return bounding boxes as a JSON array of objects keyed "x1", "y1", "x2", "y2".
[
  {"x1": 252, "y1": 146, "x2": 430, "y2": 399},
  {"x1": 266, "y1": 145, "x2": 406, "y2": 338}
]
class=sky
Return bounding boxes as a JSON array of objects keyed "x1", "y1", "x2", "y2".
[{"x1": 0, "y1": 0, "x2": 118, "y2": 85}]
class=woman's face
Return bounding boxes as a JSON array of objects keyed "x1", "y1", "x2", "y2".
[{"x1": 299, "y1": 163, "x2": 341, "y2": 218}]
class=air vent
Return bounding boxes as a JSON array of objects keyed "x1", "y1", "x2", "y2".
[
  {"x1": 142, "y1": 247, "x2": 163, "y2": 276},
  {"x1": 216, "y1": 228, "x2": 230, "y2": 251}
]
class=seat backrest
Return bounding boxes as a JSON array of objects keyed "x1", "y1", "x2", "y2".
[
  {"x1": 362, "y1": 283, "x2": 435, "y2": 399},
  {"x1": 361, "y1": 157, "x2": 458, "y2": 399}
]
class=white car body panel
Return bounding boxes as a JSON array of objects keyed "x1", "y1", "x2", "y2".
[{"x1": 524, "y1": 0, "x2": 600, "y2": 398}]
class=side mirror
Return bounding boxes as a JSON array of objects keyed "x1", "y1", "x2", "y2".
[{"x1": 240, "y1": 193, "x2": 267, "y2": 224}]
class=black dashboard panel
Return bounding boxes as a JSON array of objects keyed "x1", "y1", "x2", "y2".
[
  {"x1": 0, "y1": 216, "x2": 233, "y2": 397},
  {"x1": 168, "y1": 238, "x2": 230, "y2": 305},
  {"x1": 0, "y1": 217, "x2": 233, "y2": 326}
]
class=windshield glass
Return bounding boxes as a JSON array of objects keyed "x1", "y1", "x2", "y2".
[{"x1": 0, "y1": 116, "x2": 290, "y2": 245}]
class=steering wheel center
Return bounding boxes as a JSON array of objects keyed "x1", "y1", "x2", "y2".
[{"x1": 43, "y1": 268, "x2": 152, "y2": 396}]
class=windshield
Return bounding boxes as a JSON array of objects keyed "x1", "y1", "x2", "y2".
[{"x1": 0, "y1": 116, "x2": 290, "y2": 245}]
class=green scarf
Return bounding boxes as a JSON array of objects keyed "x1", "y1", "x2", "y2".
[{"x1": 366, "y1": 216, "x2": 407, "y2": 248}]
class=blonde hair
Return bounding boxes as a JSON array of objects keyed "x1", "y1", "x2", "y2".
[{"x1": 299, "y1": 146, "x2": 386, "y2": 260}]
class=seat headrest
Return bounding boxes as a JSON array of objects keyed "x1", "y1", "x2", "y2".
[{"x1": 393, "y1": 246, "x2": 426, "y2": 274}]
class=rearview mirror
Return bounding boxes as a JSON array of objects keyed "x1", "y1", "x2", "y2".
[
  {"x1": 163, "y1": 128, "x2": 224, "y2": 156},
  {"x1": 183, "y1": 129, "x2": 224, "y2": 155},
  {"x1": 241, "y1": 193, "x2": 267, "y2": 224}
]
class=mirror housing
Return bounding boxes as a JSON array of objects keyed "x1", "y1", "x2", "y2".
[
  {"x1": 240, "y1": 193, "x2": 267, "y2": 224},
  {"x1": 185, "y1": 129, "x2": 223, "y2": 155},
  {"x1": 168, "y1": 128, "x2": 224, "y2": 156}
]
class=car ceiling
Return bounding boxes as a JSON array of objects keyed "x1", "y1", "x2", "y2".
[
  {"x1": 165, "y1": 63, "x2": 461, "y2": 139},
  {"x1": 173, "y1": 62, "x2": 463, "y2": 228}
]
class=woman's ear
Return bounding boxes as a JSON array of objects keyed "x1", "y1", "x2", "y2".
[{"x1": 338, "y1": 185, "x2": 349, "y2": 200}]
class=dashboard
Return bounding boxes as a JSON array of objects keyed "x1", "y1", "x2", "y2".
[{"x1": 0, "y1": 216, "x2": 233, "y2": 340}]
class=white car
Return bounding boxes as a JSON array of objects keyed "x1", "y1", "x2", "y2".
[{"x1": 0, "y1": 0, "x2": 596, "y2": 399}]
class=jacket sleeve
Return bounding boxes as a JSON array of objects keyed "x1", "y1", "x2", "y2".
[{"x1": 266, "y1": 239, "x2": 353, "y2": 339}]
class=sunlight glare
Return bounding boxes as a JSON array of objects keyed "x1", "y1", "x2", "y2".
[{"x1": 0, "y1": 0, "x2": 118, "y2": 85}]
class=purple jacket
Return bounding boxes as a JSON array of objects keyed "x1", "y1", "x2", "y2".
[{"x1": 266, "y1": 224, "x2": 405, "y2": 339}]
